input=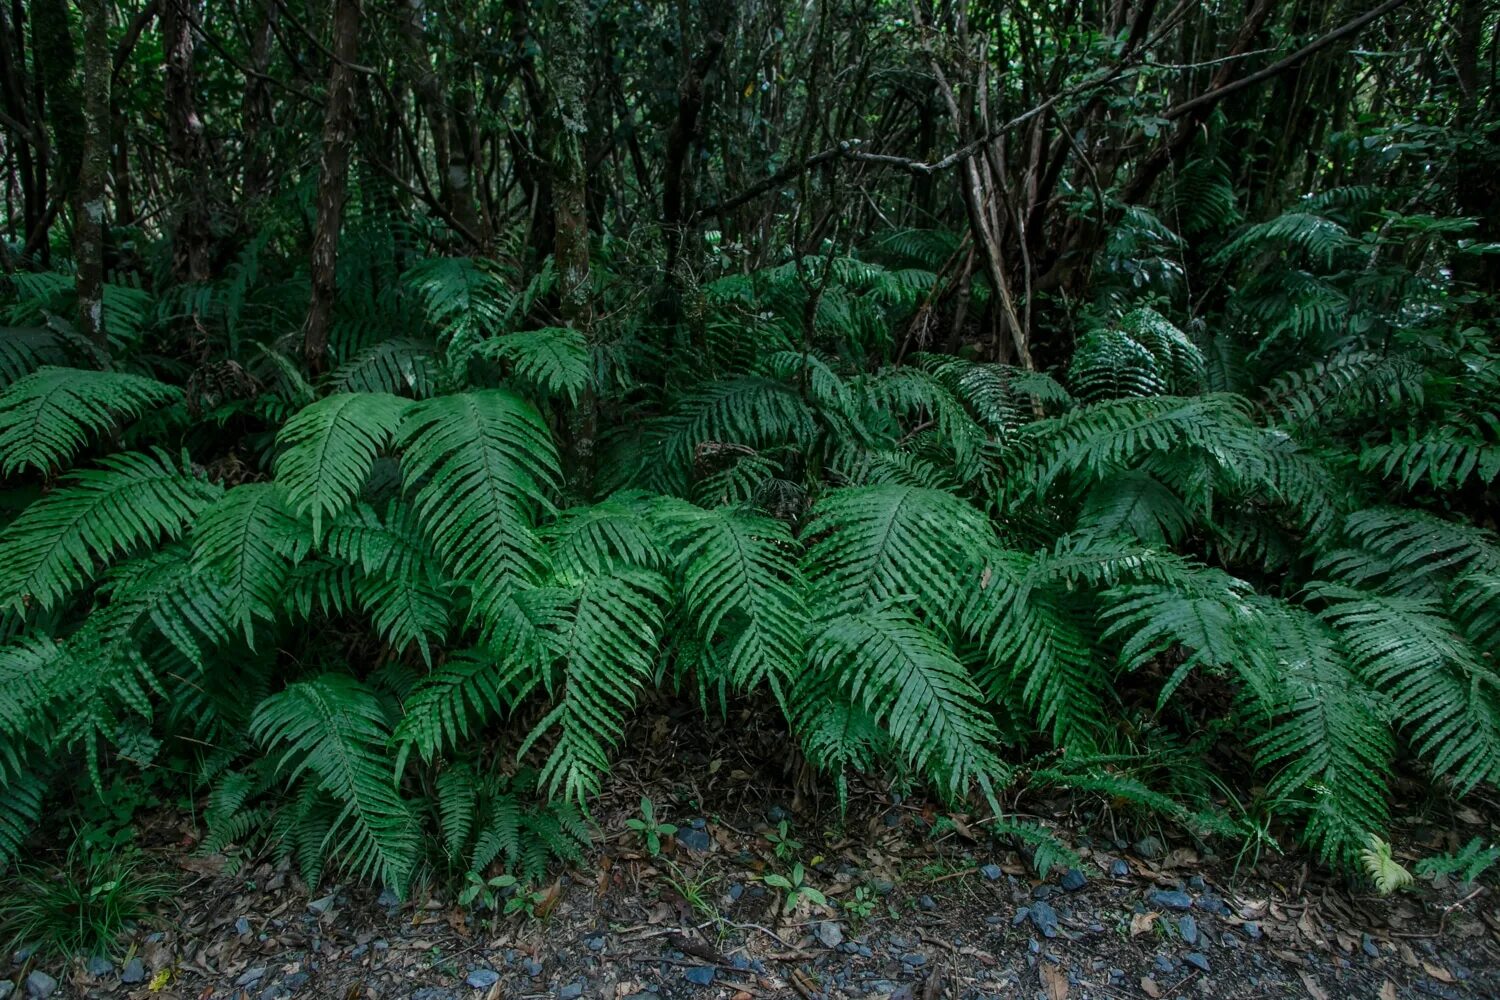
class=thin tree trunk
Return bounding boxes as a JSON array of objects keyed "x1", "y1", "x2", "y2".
[
  {"x1": 75, "y1": 0, "x2": 110, "y2": 348},
  {"x1": 162, "y1": 0, "x2": 211, "y2": 284},
  {"x1": 302, "y1": 0, "x2": 362, "y2": 375}
]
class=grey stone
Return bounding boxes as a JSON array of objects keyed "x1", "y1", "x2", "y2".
[
  {"x1": 901, "y1": 954, "x2": 927, "y2": 968},
  {"x1": 727, "y1": 883, "x2": 744, "y2": 901},
  {"x1": 121, "y1": 958, "x2": 145, "y2": 984},
  {"x1": 0, "y1": 981, "x2": 13, "y2": 1000},
  {"x1": 814, "y1": 920, "x2": 843, "y2": 948},
  {"x1": 918, "y1": 894, "x2": 937, "y2": 911},
  {"x1": 1361, "y1": 934, "x2": 1379, "y2": 958},
  {"x1": 1243, "y1": 921, "x2": 1262, "y2": 940},
  {"x1": 1011, "y1": 907, "x2": 1030, "y2": 927},
  {"x1": 1029, "y1": 900, "x2": 1060, "y2": 938},
  {"x1": 585, "y1": 934, "x2": 606, "y2": 952},
  {"x1": 1148, "y1": 890, "x2": 1194, "y2": 911},
  {"x1": 1178, "y1": 915, "x2": 1199, "y2": 946},
  {"x1": 235, "y1": 916, "x2": 253, "y2": 936},
  {"x1": 1133, "y1": 836, "x2": 1165, "y2": 859},
  {"x1": 682, "y1": 966, "x2": 714, "y2": 986},
  {"x1": 1184, "y1": 952, "x2": 1210, "y2": 972},
  {"x1": 466, "y1": 969, "x2": 500, "y2": 988},
  {"x1": 236, "y1": 967, "x2": 267, "y2": 987},
  {"x1": 1110, "y1": 859, "x2": 1131, "y2": 877},
  {"x1": 521, "y1": 958, "x2": 543, "y2": 977},
  {"x1": 559, "y1": 981, "x2": 585, "y2": 1000},
  {"x1": 377, "y1": 888, "x2": 402, "y2": 907},
  {"x1": 1060, "y1": 869, "x2": 1087, "y2": 892},
  {"x1": 980, "y1": 864, "x2": 1003, "y2": 880},
  {"x1": 307, "y1": 894, "x2": 336, "y2": 915},
  {"x1": 283, "y1": 972, "x2": 309, "y2": 990},
  {"x1": 23, "y1": 972, "x2": 56, "y2": 999},
  {"x1": 676, "y1": 828, "x2": 712, "y2": 853},
  {"x1": 767, "y1": 805, "x2": 789, "y2": 822},
  {"x1": 85, "y1": 955, "x2": 113, "y2": 977},
  {"x1": 1154, "y1": 955, "x2": 1177, "y2": 974}
]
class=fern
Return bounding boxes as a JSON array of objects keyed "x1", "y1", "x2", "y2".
[
  {"x1": 0, "y1": 367, "x2": 181, "y2": 477},
  {"x1": 804, "y1": 605, "x2": 1002, "y2": 800},
  {"x1": 478, "y1": 328, "x2": 592, "y2": 405},
  {"x1": 397, "y1": 390, "x2": 560, "y2": 602},
  {"x1": 0, "y1": 449, "x2": 221, "y2": 614},
  {"x1": 191, "y1": 483, "x2": 308, "y2": 644},
  {"x1": 274, "y1": 392, "x2": 413, "y2": 540},
  {"x1": 251, "y1": 675, "x2": 420, "y2": 892}
]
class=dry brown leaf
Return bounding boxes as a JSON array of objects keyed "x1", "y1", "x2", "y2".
[
  {"x1": 1140, "y1": 976, "x2": 1161, "y2": 998},
  {"x1": 1380, "y1": 982, "x2": 1398, "y2": 1000},
  {"x1": 1423, "y1": 962, "x2": 1455, "y2": 983},
  {"x1": 1040, "y1": 963, "x2": 1068, "y2": 1000},
  {"x1": 1130, "y1": 912, "x2": 1159, "y2": 937},
  {"x1": 1298, "y1": 971, "x2": 1329, "y2": 1000}
]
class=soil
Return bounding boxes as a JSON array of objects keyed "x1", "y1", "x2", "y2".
[{"x1": 8, "y1": 708, "x2": 1500, "y2": 1000}]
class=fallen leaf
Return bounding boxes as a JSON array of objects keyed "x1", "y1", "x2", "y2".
[
  {"x1": 1140, "y1": 976, "x2": 1161, "y2": 998},
  {"x1": 1130, "y1": 912, "x2": 1159, "y2": 937},
  {"x1": 1423, "y1": 962, "x2": 1454, "y2": 983},
  {"x1": 1298, "y1": 971, "x2": 1329, "y2": 1000},
  {"x1": 1040, "y1": 963, "x2": 1068, "y2": 1000},
  {"x1": 1380, "y1": 982, "x2": 1397, "y2": 1000}
]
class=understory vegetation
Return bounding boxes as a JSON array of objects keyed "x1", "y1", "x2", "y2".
[{"x1": 0, "y1": 0, "x2": 1497, "y2": 916}]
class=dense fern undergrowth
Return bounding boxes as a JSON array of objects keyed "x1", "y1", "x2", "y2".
[{"x1": 2, "y1": 187, "x2": 1498, "y2": 899}]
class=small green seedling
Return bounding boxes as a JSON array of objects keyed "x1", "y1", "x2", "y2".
[
  {"x1": 459, "y1": 871, "x2": 518, "y2": 930},
  {"x1": 626, "y1": 796, "x2": 678, "y2": 856},
  {"x1": 762, "y1": 862, "x2": 826, "y2": 915},
  {"x1": 766, "y1": 819, "x2": 802, "y2": 861},
  {"x1": 841, "y1": 884, "x2": 876, "y2": 927}
]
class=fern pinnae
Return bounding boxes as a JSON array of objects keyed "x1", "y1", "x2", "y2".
[
  {"x1": 0, "y1": 367, "x2": 181, "y2": 477},
  {"x1": 274, "y1": 392, "x2": 413, "y2": 541}
]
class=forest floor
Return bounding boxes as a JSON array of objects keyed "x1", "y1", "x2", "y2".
[{"x1": 10, "y1": 708, "x2": 1500, "y2": 1000}]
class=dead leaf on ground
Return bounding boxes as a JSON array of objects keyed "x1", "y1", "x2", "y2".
[
  {"x1": 1380, "y1": 982, "x2": 1398, "y2": 1000},
  {"x1": 1423, "y1": 962, "x2": 1455, "y2": 983},
  {"x1": 1298, "y1": 970, "x2": 1329, "y2": 1000},
  {"x1": 1040, "y1": 962, "x2": 1068, "y2": 1000},
  {"x1": 1130, "y1": 912, "x2": 1159, "y2": 937},
  {"x1": 1140, "y1": 976, "x2": 1161, "y2": 998}
]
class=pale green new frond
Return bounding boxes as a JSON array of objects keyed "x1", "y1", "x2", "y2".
[
  {"x1": 274, "y1": 392, "x2": 413, "y2": 540},
  {"x1": 0, "y1": 367, "x2": 180, "y2": 477},
  {"x1": 658, "y1": 502, "x2": 807, "y2": 693},
  {"x1": 1314, "y1": 584, "x2": 1500, "y2": 792},
  {"x1": 807, "y1": 606, "x2": 1001, "y2": 800},
  {"x1": 0, "y1": 449, "x2": 221, "y2": 614},
  {"x1": 802, "y1": 484, "x2": 992, "y2": 622},
  {"x1": 251, "y1": 675, "x2": 420, "y2": 893},
  {"x1": 398, "y1": 390, "x2": 560, "y2": 600},
  {"x1": 192, "y1": 483, "x2": 308, "y2": 643}
]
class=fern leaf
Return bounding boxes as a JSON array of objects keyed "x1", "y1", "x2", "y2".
[
  {"x1": 806, "y1": 605, "x2": 1002, "y2": 800},
  {"x1": 274, "y1": 392, "x2": 413, "y2": 541},
  {"x1": 191, "y1": 483, "x2": 308, "y2": 644},
  {"x1": 479, "y1": 328, "x2": 591, "y2": 404},
  {"x1": 251, "y1": 675, "x2": 420, "y2": 893},
  {"x1": 0, "y1": 367, "x2": 180, "y2": 477},
  {"x1": 802, "y1": 484, "x2": 991, "y2": 622},
  {"x1": 0, "y1": 449, "x2": 220, "y2": 614},
  {"x1": 397, "y1": 390, "x2": 560, "y2": 602}
]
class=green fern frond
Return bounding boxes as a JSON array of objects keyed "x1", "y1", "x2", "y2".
[
  {"x1": 478, "y1": 328, "x2": 591, "y2": 405},
  {"x1": 522, "y1": 568, "x2": 669, "y2": 802},
  {"x1": 1314, "y1": 584, "x2": 1500, "y2": 793},
  {"x1": 192, "y1": 483, "x2": 309, "y2": 644},
  {"x1": 805, "y1": 605, "x2": 1002, "y2": 800},
  {"x1": 0, "y1": 449, "x2": 220, "y2": 614},
  {"x1": 323, "y1": 502, "x2": 451, "y2": 662},
  {"x1": 0, "y1": 367, "x2": 181, "y2": 477},
  {"x1": 274, "y1": 392, "x2": 413, "y2": 541},
  {"x1": 802, "y1": 484, "x2": 991, "y2": 622},
  {"x1": 0, "y1": 769, "x2": 47, "y2": 870},
  {"x1": 657, "y1": 502, "x2": 807, "y2": 694},
  {"x1": 330, "y1": 338, "x2": 439, "y2": 398},
  {"x1": 1252, "y1": 605, "x2": 1390, "y2": 865},
  {"x1": 251, "y1": 675, "x2": 420, "y2": 893},
  {"x1": 397, "y1": 391, "x2": 559, "y2": 604}
]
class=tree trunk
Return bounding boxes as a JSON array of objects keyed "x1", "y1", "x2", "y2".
[
  {"x1": 75, "y1": 0, "x2": 110, "y2": 348},
  {"x1": 162, "y1": 0, "x2": 211, "y2": 284},
  {"x1": 302, "y1": 0, "x2": 362, "y2": 375}
]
